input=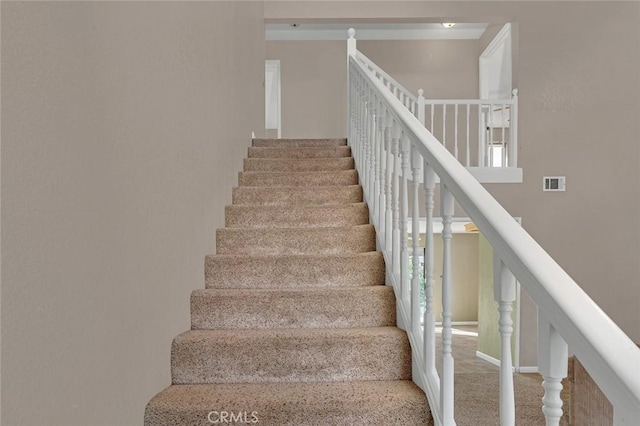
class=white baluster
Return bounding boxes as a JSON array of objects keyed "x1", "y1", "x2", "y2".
[
  {"x1": 352, "y1": 77, "x2": 360, "y2": 166},
  {"x1": 454, "y1": 104, "x2": 459, "y2": 160},
  {"x1": 363, "y1": 88, "x2": 371, "y2": 195},
  {"x1": 478, "y1": 105, "x2": 484, "y2": 167},
  {"x1": 423, "y1": 163, "x2": 438, "y2": 380},
  {"x1": 391, "y1": 123, "x2": 401, "y2": 281},
  {"x1": 466, "y1": 104, "x2": 471, "y2": 167},
  {"x1": 494, "y1": 256, "x2": 516, "y2": 426},
  {"x1": 539, "y1": 317, "x2": 568, "y2": 426},
  {"x1": 400, "y1": 133, "x2": 411, "y2": 304},
  {"x1": 372, "y1": 98, "x2": 384, "y2": 225},
  {"x1": 384, "y1": 116, "x2": 394, "y2": 254},
  {"x1": 411, "y1": 144, "x2": 422, "y2": 337},
  {"x1": 430, "y1": 102, "x2": 435, "y2": 134},
  {"x1": 377, "y1": 106, "x2": 388, "y2": 237},
  {"x1": 501, "y1": 103, "x2": 506, "y2": 167},
  {"x1": 360, "y1": 83, "x2": 367, "y2": 176},
  {"x1": 442, "y1": 104, "x2": 447, "y2": 149},
  {"x1": 510, "y1": 89, "x2": 519, "y2": 168},
  {"x1": 351, "y1": 76, "x2": 359, "y2": 166},
  {"x1": 440, "y1": 185, "x2": 455, "y2": 425},
  {"x1": 489, "y1": 103, "x2": 494, "y2": 167},
  {"x1": 366, "y1": 89, "x2": 374, "y2": 199}
]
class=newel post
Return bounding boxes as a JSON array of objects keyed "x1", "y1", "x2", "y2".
[{"x1": 347, "y1": 29, "x2": 356, "y2": 142}]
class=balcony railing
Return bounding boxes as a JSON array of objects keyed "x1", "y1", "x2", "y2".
[{"x1": 354, "y1": 48, "x2": 521, "y2": 183}]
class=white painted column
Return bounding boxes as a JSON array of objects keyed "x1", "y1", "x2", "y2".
[
  {"x1": 440, "y1": 185, "x2": 455, "y2": 425},
  {"x1": 494, "y1": 256, "x2": 516, "y2": 426},
  {"x1": 539, "y1": 317, "x2": 568, "y2": 426}
]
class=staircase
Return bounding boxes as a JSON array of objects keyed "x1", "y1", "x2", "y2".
[{"x1": 144, "y1": 138, "x2": 430, "y2": 425}]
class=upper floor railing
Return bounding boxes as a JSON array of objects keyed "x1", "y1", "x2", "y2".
[
  {"x1": 347, "y1": 28, "x2": 640, "y2": 426},
  {"x1": 354, "y1": 48, "x2": 520, "y2": 181}
]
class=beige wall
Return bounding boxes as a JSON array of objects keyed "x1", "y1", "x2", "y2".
[
  {"x1": 1, "y1": 2, "x2": 264, "y2": 425},
  {"x1": 267, "y1": 41, "x2": 347, "y2": 138},
  {"x1": 267, "y1": 39, "x2": 479, "y2": 138},
  {"x1": 432, "y1": 233, "x2": 480, "y2": 323},
  {"x1": 265, "y1": 1, "x2": 640, "y2": 364}
]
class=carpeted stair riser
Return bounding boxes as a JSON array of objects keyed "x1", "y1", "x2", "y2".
[
  {"x1": 224, "y1": 203, "x2": 369, "y2": 228},
  {"x1": 238, "y1": 170, "x2": 358, "y2": 187},
  {"x1": 204, "y1": 252, "x2": 385, "y2": 289},
  {"x1": 144, "y1": 381, "x2": 430, "y2": 426},
  {"x1": 171, "y1": 327, "x2": 411, "y2": 384},
  {"x1": 190, "y1": 286, "x2": 396, "y2": 330},
  {"x1": 216, "y1": 225, "x2": 376, "y2": 256},
  {"x1": 232, "y1": 185, "x2": 363, "y2": 206},
  {"x1": 252, "y1": 138, "x2": 347, "y2": 147},
  {"x1": 248, "y1": 146, "x2": 351, "y2": 158},
  {"x1": 243, "y1": 157, "x2": 354, "y2": 172}
]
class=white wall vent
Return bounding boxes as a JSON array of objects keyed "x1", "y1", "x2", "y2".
[{"x1": 543, "y1": 176, "x2": 566, "y2": 192}]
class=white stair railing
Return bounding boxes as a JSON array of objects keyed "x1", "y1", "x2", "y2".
[
  {"x1": 351, "y1": 30, "x2": 519, "y2": 170},
  {"x1": 347, "y1": 29, "x2": 640, "y2": 426},
  {"x1": 420, "y1": 95, "x2": 519, "y2": 168}
]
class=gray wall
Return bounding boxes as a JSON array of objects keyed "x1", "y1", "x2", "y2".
[
  {"x1": 1, "y1": 2, "x2": 264, "y2": 425},
  {"x1": 265, "y1": 1, "x2": 640, "y2": 366}
]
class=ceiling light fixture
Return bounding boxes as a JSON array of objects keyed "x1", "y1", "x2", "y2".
[{"x1": 442, "y1": 23, "x2": 456, "y2": 29}]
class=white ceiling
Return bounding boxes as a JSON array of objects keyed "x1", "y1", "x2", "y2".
[{"x1": 266, "y1": 23, "x2": 489, "y2": 41}]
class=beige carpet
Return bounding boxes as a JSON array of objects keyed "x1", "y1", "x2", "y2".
[{"x1": 144, "y1": 138, "x2": 431, "y2": 425}]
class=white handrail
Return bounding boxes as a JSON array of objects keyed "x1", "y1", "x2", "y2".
[
  {"x1": 347, "y1": 29, "x2": 640, "y2": 426},
  {"x1": 355, "y1": 50, "x2": 418, "y2": 105}
]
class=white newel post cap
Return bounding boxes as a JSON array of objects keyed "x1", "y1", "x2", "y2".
[{"x1": 347, "y1": 28, "x2": 356, "y2": 56}]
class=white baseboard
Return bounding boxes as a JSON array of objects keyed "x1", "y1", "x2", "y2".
[
  {"x1": 476, "y1": 351, "x2": 515, "y2": 372},
  {"x1": 476, "y1": 351, "x2": 539, "y2": 373},
  {"x1": 517, "y1": 366, "x2": 539, "y2": 374},
  {"x1": 435, "y1": 321, "x2": 479, "y2": 326}
]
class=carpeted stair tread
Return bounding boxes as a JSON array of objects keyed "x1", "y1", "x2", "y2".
[
  {"x1": 252, "y1": 138, "x2": 347, "y2": 147},
  {"x1": 190, "y1": 286, "x2": 395, "y2": 330},
  {"x1": 204, "y1": 252, "x2": 385, "y2": 289},
  {"x1": 248, "y1": 146, "x2": 351, "y2": 158},
  {"x1": 224, "y1": 203, "x2": 369, "y2": 228},
  {"x1": 216, "y1": 224, "x2": 376, "y2": 255},
  {"x1": 232, "y1": 185, "x2": 363, "y2": 205},
  {"x1": 171, "y1": 327, "x2": 411, "y2": 384},
  {"x1": 144, "y1": 380, "x2": 430, "y2": 425},
  {"x1": 243, "y1": 157, "x2": 354, "y2": 172},
  {"x1": 238, "y1": 170, "x2": 358, "y2": 187}
]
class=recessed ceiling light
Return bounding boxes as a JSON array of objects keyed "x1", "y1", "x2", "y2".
[{"x1": 442, "y1": 23, "x2": 456, "y2": 29}]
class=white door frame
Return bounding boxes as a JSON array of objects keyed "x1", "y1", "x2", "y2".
[{"x1": 265, "y1": 60, "x2": 281, "y2": 138}]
